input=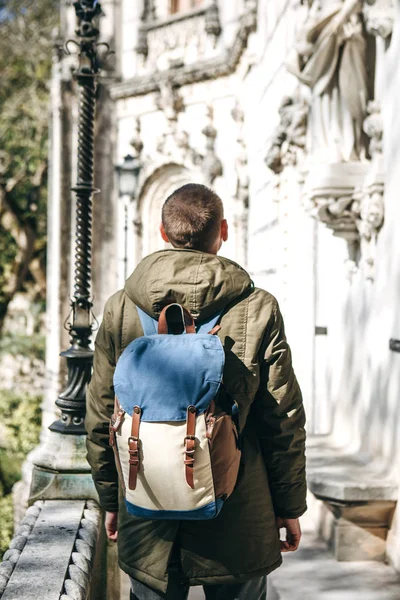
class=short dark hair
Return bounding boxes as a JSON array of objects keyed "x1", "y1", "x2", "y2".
[{"x1": 162, "y1": 183, "x2": 224, "y2": 252}]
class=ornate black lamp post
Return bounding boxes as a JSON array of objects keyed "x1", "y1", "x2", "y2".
[
  {"x1": 49, "y1": 0, "x2": 106, "y2": 435},
  {"x1": 29, "y1": 0, "x2": 114, "y2": 504}
]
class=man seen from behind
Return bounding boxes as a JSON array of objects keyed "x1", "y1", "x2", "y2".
[{"x1": 86, "y1": 183, "x2": 307, "y2": 600}]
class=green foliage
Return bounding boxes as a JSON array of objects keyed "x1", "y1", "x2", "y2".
[
  {"x1": 0, "y1": 332, "x2": 45, "y2": 362},
  {"x1": 0, "y1": 451, "x2": 22, "y2": 496},
  {"x1": 0, "y1": 390, "x2": 42, "y2": 560},
  {"x1": 0, "y1": 493, "x2": 14, "y2": 558},
  {"x1": 0, "y1": 0, "x2": 56, "y2": 561},
  {"x1": 0, "y1": 0, "x2": 56, "y2": 171},
  {"x1": 0, "y1": 0, "x2": 58, "y2": 328},
  {"x1": 0, "y1": 390, "x2": 42, "y2": 456},
  {"x1": 0, "y1": 230, "x2": 17, "y2": 297}
]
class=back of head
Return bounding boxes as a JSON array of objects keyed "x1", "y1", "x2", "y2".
[{"x1": 162, "y1": 183, "x2": 223, "y2": 253}]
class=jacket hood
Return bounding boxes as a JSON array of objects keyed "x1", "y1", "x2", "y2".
[{"x1": 124, "y1": 249, "x2": 252, "y2": 321}]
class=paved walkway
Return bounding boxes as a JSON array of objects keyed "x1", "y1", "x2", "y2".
[
  {"x1": 187, "y1": 513, "x2": 400, "y2": 600},
  {"x1": 267, "y1": 519, "x2": 400, "y2": 600},
  {"x1": 122, "y1": 512, "x2": 400, "y2": 600}
]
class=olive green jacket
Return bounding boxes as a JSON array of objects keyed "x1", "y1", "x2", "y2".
[{"x1": 86, "y1": 249, "x2": 306, "y2": 592}]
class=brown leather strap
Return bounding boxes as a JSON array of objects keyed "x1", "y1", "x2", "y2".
[
  {"x1": 158, "y1": 304, "x2": 196, "y2": 334},
  {"x1": 208, "y1": 325, "x2": 221, "y2": 336},
  {"x1": 109, "y1": 422, "x2": 115, "y2": 447},
  {"x1": 109, "y1": 395, "x2": 125, "y2": 446},
  {"x1": 184, "y1": 405, "x2": 197, "y2": 489},
  {"x1": 128, "y1": 406, "x2": 141, "y2": 490}
]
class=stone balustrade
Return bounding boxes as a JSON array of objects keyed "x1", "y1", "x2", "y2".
[{"x1": 0, "y1": 500, "x2": 118, "y2": 600}]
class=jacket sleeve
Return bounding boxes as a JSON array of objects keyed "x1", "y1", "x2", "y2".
[
  {"x1": 85, "y1": 303, "x2": 119, "y2": 512},
  {"x1": 253, "y1": 299, "x2": 307, "y2": 519}
]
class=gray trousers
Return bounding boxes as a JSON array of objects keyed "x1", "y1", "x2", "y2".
[{"x1": 130, "y1": 575, "x2": 267, "y2": 600}]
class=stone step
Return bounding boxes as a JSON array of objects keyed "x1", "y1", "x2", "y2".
[{"x1": 268, "y1": 528, "x2": 400, "y2": 600}]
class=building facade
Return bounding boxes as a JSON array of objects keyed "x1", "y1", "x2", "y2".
[{"x1": 46, "y1": 0, "x2": 400, "y2": 572}]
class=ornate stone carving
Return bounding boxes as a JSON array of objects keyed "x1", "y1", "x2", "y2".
[
  {"x1": 133, "y1": 103, "x2": 221, "y2": 190},
  {"x1": 175, "y1": 129, "x2": 203, "y2": 167},
  {"x1": 154, "y1": 80, "x2": 182, "y2": 156},
  {"x1": 60, "y1": 501, "x2": 101, "y2": 600},
  {"x1": 133, "y1": 215, "x2": 143, "y2": 237},
  {"x1": 155, "y1": 79, "x2": 184, "y2": 122},
  {"x1": 0, "y1": 503, "x2": 42, "y2": 595},
  {"x1": 309, "y1": 194, "x2": 359, "y2": 240},
  {"x1": 265, "y1": 94, "x2": 308, "y2": 174},
  {"x1": 201, "y1": 105, "x2": 223, "y2": 185},
  {"x1": 357, "y1": 100, "x2": 385, "y2": 279},
  {"x1": 363, "y1": 0, "x2": 394, "y2": 39},
  {"x1": 286, "y1": 0, "x2": 369, "y2": 162},
  {"x1": 363, "y1": 100, "x2": 383, "y2": 158},
  {"x1": 205, "y1": 0, "x2": 222, "y2": 40},
  {"x1": 304, "y1": 162, "x2": 368, "y2": 240},
  {"x1": 231, "y1": 101, "x2": 249, "y2": 266},
  {"x1": 305, "y1": 157, "x2": 385, "y2": 280},
  {"x1": 352, "y1": 181, "x2": 384, "y2": 280},
  {"x1": 146, "y1": 12, "x2": 209, "y2": 72},
  {"x1": 307, "y1": 187, "x2": 360, "y2": 277},
  {"x1": 153, "y1": 79, "x2": 199, "y2": 165},
  {"x1": 130, "y1": 118, "x2": 144, "y2": 159},
  {"x1": 111, "y1": 3, "x2": 257, "y2": 100},
  {"x1": 136, "y1": 0, "x2": 157, "y2": 58},
  {"x1": 133, "y1": 81, "x2": 201, "y2": 175},
  {"x1": 231, "y1": 102, "x2": 249, "y2": 208},
  {"x1": 242, "y1": 0, "x2": 258, "y2": 33},
  {"x1": 136, "y1": 27, "x2": 149, "y2": 58}
]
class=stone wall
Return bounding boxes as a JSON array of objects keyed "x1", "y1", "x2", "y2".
[{"x1": 243, "y1": 1, "x2": 318, "y2": 430}]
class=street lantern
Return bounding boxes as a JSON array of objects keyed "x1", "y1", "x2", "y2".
[
  {"x1": 115, "y1": 155, "x2": 142, "y2": 281},
  {"x1": 116, "y1": 154, "x2": 142, "y2": 198}
]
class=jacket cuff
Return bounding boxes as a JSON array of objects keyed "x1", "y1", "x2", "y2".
[
  {"x1": 101, "y1": 501, "x2": 119, "y2": 513},
  {"x1": 274, "y1": 505, "x2": 307, "y2": 519},
  {"x1": 94, "y1": 483, "x2": 119, "y2": 513}
]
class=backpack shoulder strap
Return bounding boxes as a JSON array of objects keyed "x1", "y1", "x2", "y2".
[
  {"x1": 137, "y1": 305, "x2": 224, "y2": 335},
  {"x1": 136, "y1": 306, "x2": 158, "y2": 336},
  {"x1": 196, "y1": 310, "x2": 224, "y2": 334}
]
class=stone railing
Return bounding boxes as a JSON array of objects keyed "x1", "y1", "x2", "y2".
[{"x1": 0, "y1": 499, "x2": 120, "y2": 600}]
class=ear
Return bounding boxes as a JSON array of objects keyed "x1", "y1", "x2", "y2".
[
  {"x1": 221, "y1": 219, "x2": 228, "y2": 242},
  {"x1": 160, "y1": 222, "x2": 170, "y2": 243}
]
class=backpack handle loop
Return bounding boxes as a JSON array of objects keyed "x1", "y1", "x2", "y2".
[{"x1": 158, "y1": 303, "x2": 196, "y2": 335}]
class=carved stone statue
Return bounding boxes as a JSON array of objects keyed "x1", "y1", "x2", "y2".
[{"x1": 286, "y1": 0, "x2": 369, "y2": 163}]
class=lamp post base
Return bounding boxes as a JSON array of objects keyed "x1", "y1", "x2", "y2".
[{"x1": 28, "y1": 430, "x2": 98, "y2": 504}]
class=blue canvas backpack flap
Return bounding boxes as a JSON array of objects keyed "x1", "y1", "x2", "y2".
[{"x1": 110, "y1": 303, "x2": 242, "y2": 520}]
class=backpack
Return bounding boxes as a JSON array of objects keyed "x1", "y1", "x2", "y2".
[{"x1": 109, "y1": 303, "x2": 241, "y2": 520}]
